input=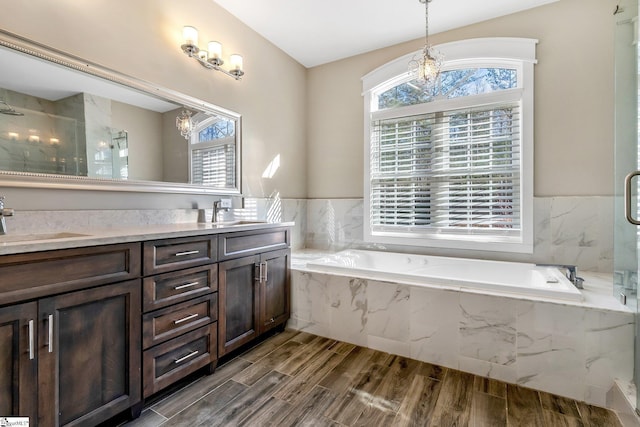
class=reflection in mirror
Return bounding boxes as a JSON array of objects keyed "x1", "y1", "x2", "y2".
[{"x1": 0, "y1": 30, "x2": 241, "y2": 194}]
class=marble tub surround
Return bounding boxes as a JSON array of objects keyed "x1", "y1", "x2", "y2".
[
  {"x1": 289, "y1": 252, "x2": 633, "y2": 407},
  {"x1": 305, "y1": 196, "x2": 614, "y2": 273}
]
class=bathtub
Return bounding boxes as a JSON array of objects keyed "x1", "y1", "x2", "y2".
[{"x1": 305, "y1": 249, "x2": 583, "y2": 302}]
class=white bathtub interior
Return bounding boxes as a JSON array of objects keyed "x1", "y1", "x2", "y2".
[{"x1": 306, "y1": 249, "x2": 583, "y2": 302}]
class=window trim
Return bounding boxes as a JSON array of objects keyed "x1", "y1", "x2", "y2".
[{"x1": 362, "y1": 38, "x2": 537, "y2": 253}]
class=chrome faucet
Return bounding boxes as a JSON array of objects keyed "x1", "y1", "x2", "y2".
[
  {"x1": 0, "y1": 196, "x2": 15, "y2": 235},
  {"x1": 537, "y1": 263, "x2": 584, "y2": 289},
  {"x1": 212, "y1": 199, "x2": 231, "y2": 223}
]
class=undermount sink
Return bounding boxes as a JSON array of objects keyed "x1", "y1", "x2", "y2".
[{"x1": 0, "y1": 232, "x2": 91, "y2": 243}]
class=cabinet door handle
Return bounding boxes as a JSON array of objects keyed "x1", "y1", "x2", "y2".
[
  {"x1": 28, "y1": 319, "x2": 35, "y2": 360},
  {"x1": 175, "y1": 281, "x2": 199, "y2": 290},
  {"x1": 174, "y1": 313, "x2": 199, "y2": 325},
  {"x1": 264, "y1": 261, "x2": 268, "y2": 282},
  {"x1": 46, "y1": 314, "x2": 54, "y2": 353},
  {"x1": 174, "y1": 350, "x2": 199, "y2": 364},
  {"x1": 255, "y1": 263, "x2": 262, "y2": 282},
  {"x1": 174, "y1": 250, "x2": 200, "y2": 257}
]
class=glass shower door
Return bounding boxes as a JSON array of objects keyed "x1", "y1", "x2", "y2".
[{"x1": 614, "y1": 0, "x2": 639, "y2": 411}]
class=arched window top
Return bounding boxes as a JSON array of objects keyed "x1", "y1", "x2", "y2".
[
  {"x1": 362, "y1": 37, "x2": 538, "y2": 97},
  {"x1": 377, "y1": 67, "x2": 518, "y2": 109}
]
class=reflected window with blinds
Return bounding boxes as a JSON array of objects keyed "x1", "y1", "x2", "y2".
[
  {"x1": 364, "y1": 48, "x2": 536, "y2": 253},
  {"x1": 190, "y1": 115, "x2": 236, "y2": 188}
]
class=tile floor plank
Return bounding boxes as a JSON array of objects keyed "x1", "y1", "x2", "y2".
[
  {"x1": 238, "y1": 329, "x2": 300, "y2": 363},
  {"x1": 540, "y1": 391, "x2": 582, "y2": 419},
  {"x1": 393, "y1": 374, "x2": 443, "y2": 426},
  {"x1": 318, "y1": 346, "x2": 376, "y2": 393},
  {"x1": 236, "y1": 396, "x2": 292, "y2": 427},
  {"x1": 162, "y1": 379, "x2": 247, "y2": 427},
  {"x1": 232, "y1": 340, "x2": 301, "y2": 386},
  {"x1": 506, "y1": 384, "x2": 545, "y2": 427},
  {"x1": 429, "y1": 370, "x2": 474, "y2": 427},
  {"x1": 543, "y1": 409, "x2": 586, "y2": 427},
  {"x1": 473, "y1": 375, "x2": 507, "y2": 398},
  {"x1": 323, "y1": 363, "x2": 390, "y2": 425},
  {"x1": 472, "y1": 391, "x2": 507, "y2": 427},
  {"x1": 274, "y1": 349, "x2": 347, "y2": 404},
  {"x1": 152, "y1": 357, "x2": 252, "y2": 418},
  {"x1": 202, "y1": 371, "x2": 290, "y2": 427},
  {"x1": 278, "y1": 385, "x2": 341, "y2": 427},
  {"x1": 577, "y1": 401, "x2": 624, "y2": 427},
  {"x1": 370, "y1": 356, "x2": 422, "y2": 412},
  {"x1": 276, "y1": 336, "x2": 333, "y2": 376}
]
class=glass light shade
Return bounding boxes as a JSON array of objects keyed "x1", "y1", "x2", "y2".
[
  {"x1": 49, "y1": 138, "x2": 60, "y2": 145},
  {"x1": 28, "y1": 135, "x2": 40, "y2": 143},
  {"x1": 8, "y1": 132, "x2": 18, "y2": 140},
  {"x1": 182, "y1": 26, "x2": 198, "y2": 47},
  {"x1": 230, "y1": 54, "x2": 243, "y2": 71},
  {"x1": 176, "y1": 110, "x2": 193, "y2": 140},
  {"x1": 208, "y1": 41, "x2": 222, "y2": 59},
  {"x1": 409, "y1": 46, "x2": 443, "y2": 85}
]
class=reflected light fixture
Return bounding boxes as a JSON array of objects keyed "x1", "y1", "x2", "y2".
[
  {"x1": 176, "y1": 109, "x2": 194, "y2": 140},
  {"x1": 408, "y1": 0, "x2": 443, "y2": 85},
  {"x1": 180, "y1": 26, "x2": 245, "y2": 80}
]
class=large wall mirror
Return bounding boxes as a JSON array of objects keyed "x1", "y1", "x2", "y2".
[{"x1": 0, "y1": 30, "x2": 241, "y2": 195}]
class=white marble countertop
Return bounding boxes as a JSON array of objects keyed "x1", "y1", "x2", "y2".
[
  {"x1": 291, "y1": 249, "x2": 632, "y2": 314},
  {"x1": 0, "y1": 221, "x2": 295, "y2": 255}
]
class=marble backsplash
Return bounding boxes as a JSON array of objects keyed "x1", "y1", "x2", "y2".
[
  {"x1": 303, "y1": 196, "x2": 615, "y2": 273},
  {"x1": 4, "y1": 195, "x2": 614, "y2": 272}
]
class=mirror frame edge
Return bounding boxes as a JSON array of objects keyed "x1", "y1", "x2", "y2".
[{"x1": 0, "y1": 29, "x2": 243, "y2": 196}]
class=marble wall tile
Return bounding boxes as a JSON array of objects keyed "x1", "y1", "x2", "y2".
[
  {"x1": 306, "y1": 199, "x2": 364, "y2": 251},
  {"x1": 328, "y1": 275, "x2": 369, "y2": 347},
  {"x1": 366, "y1": 280, "x2": 410, "y2": 342},
  {"x1": 515, "y1": 301, "x2": 587, "y2": 401},
  {"x1": 459, "y1": 293, "x2": 517, "y2": 366},
  {"x1": 289, "y1": 270, "x2": 331, "y2": 336},
  {"x1": 409, "y1": 287, "x2": 460, "y2": 370}
]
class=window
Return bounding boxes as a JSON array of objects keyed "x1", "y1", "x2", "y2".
[
  {"x1": 190, "y1": 114, "x2": 237, "y2": 188},
  {"x1": 363, "y1": 38, "x2": 537, "y2": 252}
]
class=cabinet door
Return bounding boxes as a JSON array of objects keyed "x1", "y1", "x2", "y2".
[
  {"x1": 38, "y1": 280, "x2": 141, "y2": 427},
  {"x1": 0, "y1": 302, "x2": 37, "y2": 422},
  {"x1": 260, "y1": 249, "x2": 290, "y2": 333},
  {"x1": 218, "y1": 255, "x2": 260, "y2": 356}
]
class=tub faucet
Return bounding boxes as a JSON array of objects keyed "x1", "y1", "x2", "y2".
[
  {"x1": 537, "y1": 263, "x2": 584, "y2": 289},
  {"x1": 0, "y1": 196, "x2": 14, "y2": 235}
]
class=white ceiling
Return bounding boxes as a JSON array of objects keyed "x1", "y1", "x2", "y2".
[{"x1": 212, "y1": 0, "x2": 559, "y2": 68}]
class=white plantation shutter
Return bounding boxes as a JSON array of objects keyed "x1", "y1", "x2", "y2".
[{"x1": 371, "y1": 102, "x2": 520, "y2": 236}]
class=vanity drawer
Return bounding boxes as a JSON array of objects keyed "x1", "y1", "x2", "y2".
[
  {"x1": 143, "y1": 293, "x2": 218, "y2": 349},
  {"x1": 143, "y1": 235, "x2": 217, "y2": 275},
  {"x1": 143, "y1": 323, "x2": 217, "y2": 398},
  {"x1": 0, "y1": 243, "x2": 141, "y2": 306},
  {"x1": 143, "y1": 264, "x2": 217, "y2": 312},
  {"x1": 218, "y1": 227, "x2": 290, "y2": 261}
]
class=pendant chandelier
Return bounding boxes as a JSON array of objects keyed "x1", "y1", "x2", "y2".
[{"x1": 408, "y1": 0, "x2": 443, "y2": 85}]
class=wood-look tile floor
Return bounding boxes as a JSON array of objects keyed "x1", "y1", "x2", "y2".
[{"x1": 124, "y1": 329, "x2": 623, "y2": 427}]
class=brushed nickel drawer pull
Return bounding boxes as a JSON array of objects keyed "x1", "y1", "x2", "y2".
[
  {"x1": 175, "y1": 350, "x2": 199, "y2": 364},
  {"x1": 174, "y1": 250, "x2": 200, "y2": 257},
  {"x1": 28, "y1": 319, "x2": 35, "y2": 360},
  {"x1": 174, "y1": 281, "x2": 199, "y2": 290},
  {"x1": 47, "y1": 314, "x2": 53, "y2": 353},
  {"x1": 174, "y1": 313, "x2": 199, "y2": 325}
]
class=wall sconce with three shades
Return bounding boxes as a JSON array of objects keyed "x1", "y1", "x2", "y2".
[{"x1": 180, "y1": 26, "x2": 244, "y2": 80}]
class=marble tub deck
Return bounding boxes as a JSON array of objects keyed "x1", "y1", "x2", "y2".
[{"x1": 289, "y1": 250, "x2": 634, "y2": 408}]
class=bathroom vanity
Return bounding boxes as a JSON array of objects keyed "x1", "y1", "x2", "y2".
[{"x1": 0, "y1": 222, "x2": 291, "y2": 427}]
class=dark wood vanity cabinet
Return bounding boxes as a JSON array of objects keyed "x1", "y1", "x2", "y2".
[
  {"x1": 217, "y1": 227, "x2": 291, "y2": 357},
  {"x1": 38, "y1": 280, "x2": 141, "y2": 427},
  {"x1": 141, "y1": 239, "x2": 219, "y2": 398},
  {"x1": 0, "y1": 302, "x2": 38, "y2": 422},
  {"x1": 0, "y1": 243, "x2": 142, "y2": 427},
  {"x1": 0, "y1": 225, "x2": 291, "y2": 426}
]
